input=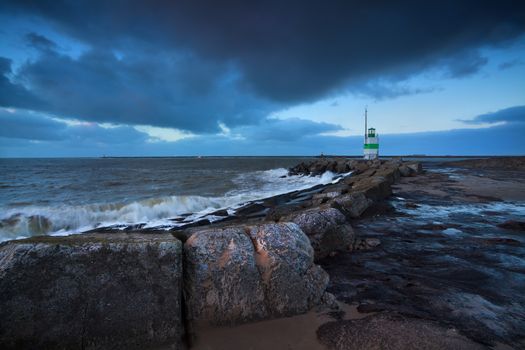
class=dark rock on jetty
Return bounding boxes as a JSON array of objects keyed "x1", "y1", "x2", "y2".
[
  {"x1": 0, "y1": 157, "x2": 422, "y2": 348},
  {"x1": 0, "y1": 233, "x2": 183, "y2": 349},
  {"x1": 284, "y1": 207, "x2": 355, "y2": 259}
]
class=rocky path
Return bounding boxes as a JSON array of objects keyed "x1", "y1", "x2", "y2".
[{"x1": 320, "y1": 163, "x2": 525, "y2": 349}]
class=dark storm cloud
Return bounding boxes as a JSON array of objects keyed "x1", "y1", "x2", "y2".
[
  {"x1": 0, "y1": 57, "x2": 45, "y2": 109},
  {"x1": 0, "y1": 108, "x2": 65, "y2": 140},
  {"x1": 0, "y1": 109, "x2": 148, "y2": 144},
  {"x1": 9, "y1": 48, "x2": 276, "y2": 132},
  {"x1": 460, "y1": 105, "x2": 525, "y2": 125},
  {"x1": 1, "y1": 0, "x2": 524, "y2": 130},
  {"x1": 25, "y1": 32, "x2": 57, "y2": 51}
]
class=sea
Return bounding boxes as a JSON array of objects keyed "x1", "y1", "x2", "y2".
[{"x1": 0, "y1": 157, "x2": 342, "y2": 242}]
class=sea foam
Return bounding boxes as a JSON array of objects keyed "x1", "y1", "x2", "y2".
[{"x1": 0, "y1": 168, "x2": 339, "y2": 242}]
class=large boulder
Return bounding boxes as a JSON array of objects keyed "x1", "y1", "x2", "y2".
[
  {"x1": 398, "y1": 165, "x2": 413, "y2": 177},
  {"x1": 375, "y1": 165, "x2": 401, "y2": 185},
  {"x1": 352, "y1": 176, "x2": 392, "y2": 202},
  {"x1": 247, "y1": 223, "x2": 329, "y2": 316},
  {"x1": 406, "y1": 162, "x2": 423, "y2": 174},
  {"x1": 285, "y1": 207, "x2": 355, "y2": 259},
  {"x1": 184, "y1": 223, "x2": 329, "y2": 327},
  {"x1": 0, "y1": 233, "x2": 183, "y2": 349},
  {"x1": 331, "y1": 192, "x2": 372, "y2": 218},
  {"x1": 183, "y1": 227, "x2": 268, "y2": 326}
]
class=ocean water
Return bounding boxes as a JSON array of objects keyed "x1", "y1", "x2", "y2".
[{"x1": 0, "y1": 157, "x2": 340, "y2": 242}]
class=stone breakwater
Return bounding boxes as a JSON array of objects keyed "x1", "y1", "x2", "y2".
[{"x1": 0, "y1": 158, "x2": 422, "y2": 349}]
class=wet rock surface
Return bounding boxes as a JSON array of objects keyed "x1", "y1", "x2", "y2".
[
  {"x1": 320, "y1": 163, "x2": 525, "y2": 348},
  {"x1": 0, "y1": 233, "x2": 184, "y2": 349},
  {"x1": 317, "y1": 312, "x2": 486, "y2": 350},
  {"x1": 284, "y1": 207, "x2": 355, "y2": 260}
]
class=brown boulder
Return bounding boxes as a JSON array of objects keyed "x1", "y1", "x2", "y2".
[
  {"x1": 183, "y1": 223, "x2": 329, "y2": 327},
  {"x1": 184, "y1": 227, "x2": 268, "y2": 326},
  {"x1": 285, "y1": 207, "x2": 355, "y2": 259},
  {"x1": 331, "y1": 192, "x2": 372, "y2": 218}
]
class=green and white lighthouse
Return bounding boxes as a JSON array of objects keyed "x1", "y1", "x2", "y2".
[{"x1": 363, "y1": 108, "x2": 379, "y2": 160}]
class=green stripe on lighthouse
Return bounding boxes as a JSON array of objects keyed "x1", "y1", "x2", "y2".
[{"x1": 364, "y1": 144, "x2": 379, "y2": 149}]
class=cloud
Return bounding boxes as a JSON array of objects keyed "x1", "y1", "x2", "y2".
[
  {"x1": 459, "y1": 105, "x2": 525, "y2": 125},
  {"x1": 0, "y1": 108, "x2": 149, "y2": 145},
  {"x1": 0, "y1": 108, "x2": 65, "y2": 140},
  {"x1": 0, "y1": 57, "x2": 45, "y2": 109},
  {"x1": 498, "y1": 59, "x2": 524, "y2": 70},
  {"x1": 25, "y1": 32, "x2": 57, "y2": 51},
  {"x1": 234, "y1": 118, "x2": 343, "y2": 141},
  {"x1": 3, "y1": 107, "x2": 524, "y2": 157},
  {"x1": 349, "y1": 80, "x2": 440, "y2": 100},
  {"x1": 7, "y1": 48, "x2": 277, "y2": 133},
  {"x1": 2, "y1": 1, "x2": 524, "y2": 106}
]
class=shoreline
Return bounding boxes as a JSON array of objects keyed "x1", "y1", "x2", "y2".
[{"x1": 1, "y1": 157, "x2": 524, "y2": 349}]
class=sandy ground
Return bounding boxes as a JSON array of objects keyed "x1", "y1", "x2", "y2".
[{"x1": 190, "y1": 303, "x2": 363, "y2": 350}]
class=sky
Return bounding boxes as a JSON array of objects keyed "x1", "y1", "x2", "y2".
[{"x1": 0, "y1": 0, "x2": 524, "y2": 157}]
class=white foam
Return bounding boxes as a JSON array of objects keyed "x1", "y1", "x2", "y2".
[{"x1": 0, "y1": 169, "x2": 342, "y2": 241}]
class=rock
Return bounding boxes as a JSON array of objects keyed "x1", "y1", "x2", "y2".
[
  {"x1": 319, "y1": 292, "x2": 339, "y2": 310},
  {"x1": 234, "y1": 203, "x2": 268, "y2": 218},
  {"x1": 317, "y1": 313, "x2": 485, "y2": 350},
  {"x1": 354, "y1": 238, "x2": 382, "y2": 250},
  {"x1": 497, "y1": 220, "x2": 525, "y2": 231},
  {"x1": 399, "y1": 165, "x2": 413, "y2": 177},
  {"x1": 375, "y1": 165, "x2": 401, "y2": 185},
  {"x1": 0, "y1": 233, "x2": 183, "y2": 349},
  {"x1": 352, "y1": 162, "x2": 369, "y2": 174},
  {"x1": 352, "y1": 176, "x2": 393, "y2": 202},
  {"x1": 406, "y1": 162, "x2": 423, "y2": 174},
  {"x1": 365, "y1": 238, "x2": 381, "y2": 247},
  {"x1": 184, "y1": 227, "x2": 268, "y2": 326},
  {"x1": 285, "y1": 207, "x2": 355, "y2": 259},
  {"x1": 419, "y1": 223, "x2": 448, "y2": 231},
  {"x1": 312, "y1": 191, "x2": 341, "y2": 206},
  {"x1": 183, "y1": 223, "x2": 329, "y2": 327},
  {"x1": 331, "y1": 192, "x2": 371, "y2": 218},
  {"x1": 210, "y1": 209, "x2": 229, "y2": 216},
  {"x1": 336, "y1": 162, "x2": 349, "y2": 173},
  {"x1": 248, "y1": 223, "x2": 329, "y2": 316}
]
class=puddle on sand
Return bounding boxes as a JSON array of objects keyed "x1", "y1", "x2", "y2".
[{"x1": 190, "y1": 302, "x2": 364, "y2": 350}]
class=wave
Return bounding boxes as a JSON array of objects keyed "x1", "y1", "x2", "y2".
[{"x1": 0, "y1": 169, "x2": 341, "y2": 242}]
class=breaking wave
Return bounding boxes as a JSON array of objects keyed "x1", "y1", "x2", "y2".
[{"x1": 0, "y1": 168, "x2": 339, "y2": 242}]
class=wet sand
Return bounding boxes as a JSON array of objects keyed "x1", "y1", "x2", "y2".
[{"x1": 191, "y1": 303, "x2": 365, "y2": 350}]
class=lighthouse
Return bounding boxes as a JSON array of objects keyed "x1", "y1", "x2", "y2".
[{"x1": 363, "y1": 108, "x2": 379, "y2": 160}]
